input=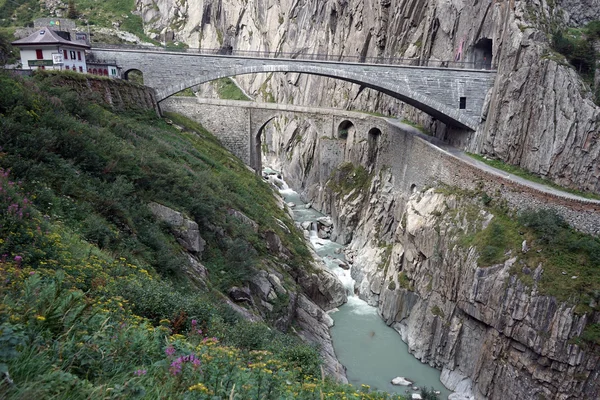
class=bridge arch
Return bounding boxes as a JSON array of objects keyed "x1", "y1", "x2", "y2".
[
  {"x1": 156, "y1": 63, "x2": 479, "y2": 130},
  {"x1": 337, "y1": 120, "x2": 355, "y2": 139},
  {"x1": 90, "y1": 48, "x2": 496, "y2": 130},
  {"x1": 367, "y1": 127, "x2": 382, "y2": 166},
  {"x1": 123, "y1": 69, "x2": 144, "y2": 85},
  {"x1": 252, "y1": 116, "x2": 278, "y2": 172}
]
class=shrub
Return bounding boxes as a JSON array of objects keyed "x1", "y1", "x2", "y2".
[{"x1": 518, "y1": 209, "x2": 567, "y2": 245}]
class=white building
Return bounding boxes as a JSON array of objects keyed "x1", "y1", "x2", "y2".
[{"x1": 12, "y1": 28, "x2": 90, "y2": 72}]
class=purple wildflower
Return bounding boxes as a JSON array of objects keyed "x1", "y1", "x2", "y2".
[
  {"x1": 134, "y1": 369, "x2": 147, "y2": 376},
  {"x1": 165, "y1": 345, "x2": 176, "y2": 357},
  {"x1": 169, "y1": 354, "x2": 201, "y2": 375}
]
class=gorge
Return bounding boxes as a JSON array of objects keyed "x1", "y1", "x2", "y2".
[{"x1": 1, "y1": 0, "x2": 600, "y2": 398}]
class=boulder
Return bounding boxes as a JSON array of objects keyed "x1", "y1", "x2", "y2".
[
  {"x1": 391, "y1": 377, "x2": 413, "y2": 386},
  {"x1": 227, "y1": 209, "x2": 258, "y2": 233},
  {"x1": 228, "y1": 286, "x2": 253, "y2": 303},
  {"x1": 149, "y1": 202, "x2": 205, "y2": 254}
]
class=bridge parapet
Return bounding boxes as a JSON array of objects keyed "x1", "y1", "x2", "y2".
[{"x1": 92, "y1": 43, "x2": 496, "y2": 70}]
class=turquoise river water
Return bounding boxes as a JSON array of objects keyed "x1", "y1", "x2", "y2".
[{"x1": 274, "y1": 176, "x2": 452, "y2": 399}]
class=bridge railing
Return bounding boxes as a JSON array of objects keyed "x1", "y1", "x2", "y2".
[{"x1": 91, "y1": 43, "x2": 495, "y2": 70}]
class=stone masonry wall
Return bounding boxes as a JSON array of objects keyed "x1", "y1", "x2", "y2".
[{"x1": 163, "y1": 97, "x2": 600, "y2": 236}]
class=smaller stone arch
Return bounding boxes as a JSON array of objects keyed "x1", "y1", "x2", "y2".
[
  {"x1": 367, "y1": 127, "x2": 382, "y2": 165},
  {"x1": 252, "y1": 116, "x2": 277, "y2": 173},
  {"x1": 338, "y1": 120, "x2": 355, "y2": 140},
  {"x1": 123, "y1": 69, "x2": 144, "y2": 85}
]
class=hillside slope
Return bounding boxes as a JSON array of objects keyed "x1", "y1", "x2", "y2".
[{"x1": 0, "y1": 71, "x2": 390, "y2": 398}]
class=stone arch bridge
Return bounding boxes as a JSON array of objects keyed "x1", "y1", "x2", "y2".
[
  {"x1": 89, "y1": 47, "x2": 496, "y2": 131},
  {"x1": 161, "y1": 97, "x2": 387, "y2": 173}
]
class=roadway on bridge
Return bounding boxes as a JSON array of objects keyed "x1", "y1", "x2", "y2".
[{"x1": 384, "y1": 118, "x2": 600, "y2": 204}]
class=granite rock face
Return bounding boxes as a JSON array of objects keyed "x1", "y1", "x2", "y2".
[{"x1": 139, "y1": 0, "x2": 600, "y2": 194}]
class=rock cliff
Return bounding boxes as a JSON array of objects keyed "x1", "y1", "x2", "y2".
[
  {"x1": 137, "y1": 0, "x2": 600, "y2": 194},
  {"x1": 257, "y1": 108, "x2": 600, "y2": 398}
]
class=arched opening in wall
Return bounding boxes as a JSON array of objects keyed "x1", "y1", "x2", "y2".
[
  {"x1": 367, "y1": 127, "x2": 382, "y2": 166},
  {"x1": 254, "y1": 116, "x2": 276, "y2": 174},
  {"x1": 124, "y1": 69, "x2": 144, "y2": 85},
  {"x1": 338, "y1": 120, "x2": 355, "y2": 140},
  {"x1": 472, "y1": 38, "x2": 493, "y2": 70}
]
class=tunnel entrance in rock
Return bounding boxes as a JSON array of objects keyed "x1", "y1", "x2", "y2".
[
  {"x1": 472, "y1": 38, "x2": 493, "y2": 70},
  {"x1": 338, "y1": 120, "x2": 355, "y2": 140}
]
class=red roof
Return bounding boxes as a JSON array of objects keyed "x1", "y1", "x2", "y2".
[{"x1": 12, "y1": 28, "x2": 90, "y2": 49}]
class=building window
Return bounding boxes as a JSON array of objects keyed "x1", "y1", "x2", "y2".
[
  {"x1": 459, "y1": 97, "x2": 467, "y2": 109},
  {"x1": 79, "y1": 66, "x2": 83, "y2": 72},
  {"x1": 111, "y1": 68, "x2": 116, "y2": 76},
  {"x1": 36, "y1": 49, "x2": 43, "y2": 59},
  {"x1": 103, "y1": 69, "x2": 108, "y2": 76},
  {"x1": 77, "y1": 51, "x2": 81, "y2": 61},
  {"x1": 65, "y1": 66, "x2": 70, "y2": 70},
  {"x1": 63, "y1": 49, "x2": 68, "y2": 59},
  {"x1": 70, "y1": 51, "x2": 76, "y2": 60}
]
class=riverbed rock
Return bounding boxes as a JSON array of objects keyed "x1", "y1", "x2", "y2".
[
  {"x1": 295, "y1": 294, "x2": 347, "y2": 383},
  {"x1": 391, "y1": 377, "x2": 413, "y2": 386}
]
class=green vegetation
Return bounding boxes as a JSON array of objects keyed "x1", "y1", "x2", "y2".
[
  {"x1": 0, "y1": 0, "x2": 156, "y2": 44},
  {"x1": 453, "y1": 188, "x2": 600, "y2": 315},
  {"x1": 0, "y1": 27, "x2": 17, "y2": 64},
  {"x1": 443, "y1": 186, "x2": 600, "y2": 345},
  {"x1": 466, "y1": 153, "x2": 600, "y2": 200},
  {"x1": 175, "y1": 87, "x2": 195, "y2": 97},
  {"x1": 430, "y1": 306, "x2": 444, "y2": 318},
  {"x1": 327, "y1": 162, "x2": 372, "y2": 201},
  {"x1": 551, "y1": 20, "x2": 600, "y2": 105},
  {"x1": 214, "y1": 77, "x2": 251, "y2": 101},
  {"x1": 0, "y1": 70, "x2": 409, "y2": 398},
  {"x1": 582, "y1": 324, "x2": 600, "y2": 346},
  {"x1": 0, "y1": 0, "x2": 40, "y2": 28},
  {"x1": 398, "y1": 272, "x2": 411, "y2": 290},
  {"x1": 400, "y1": 118, "x2": 428, "y2": 134}
]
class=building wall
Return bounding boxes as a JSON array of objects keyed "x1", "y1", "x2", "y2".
[{"x1": 20, "y1": 46, "x2": 87, "y2": 72}]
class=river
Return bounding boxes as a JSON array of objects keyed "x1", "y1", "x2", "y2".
[{"x1": 268, "y1": 171, "x2": 452, "y2": 399}]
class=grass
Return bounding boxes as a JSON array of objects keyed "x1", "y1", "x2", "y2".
[
  {"x1": 215, "y1": 77, "x2": 251, "y2": 101},
  {"x1": 466, "y1": 153, "x2": 600, "y2": 200},
  {"x1": 327, "y1": 162, "x2": 372, "y2": 200},
  {"x1": 400, "y1": 118, "x2": 428, "y2": 134}
]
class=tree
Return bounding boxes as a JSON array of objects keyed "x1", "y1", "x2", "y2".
[
  {"x1": 0, "y1": 31, "x2": 13, "y2": 66},
  {"x1": 67, "y1": 0, "x2": 79, "y2": 19}
]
